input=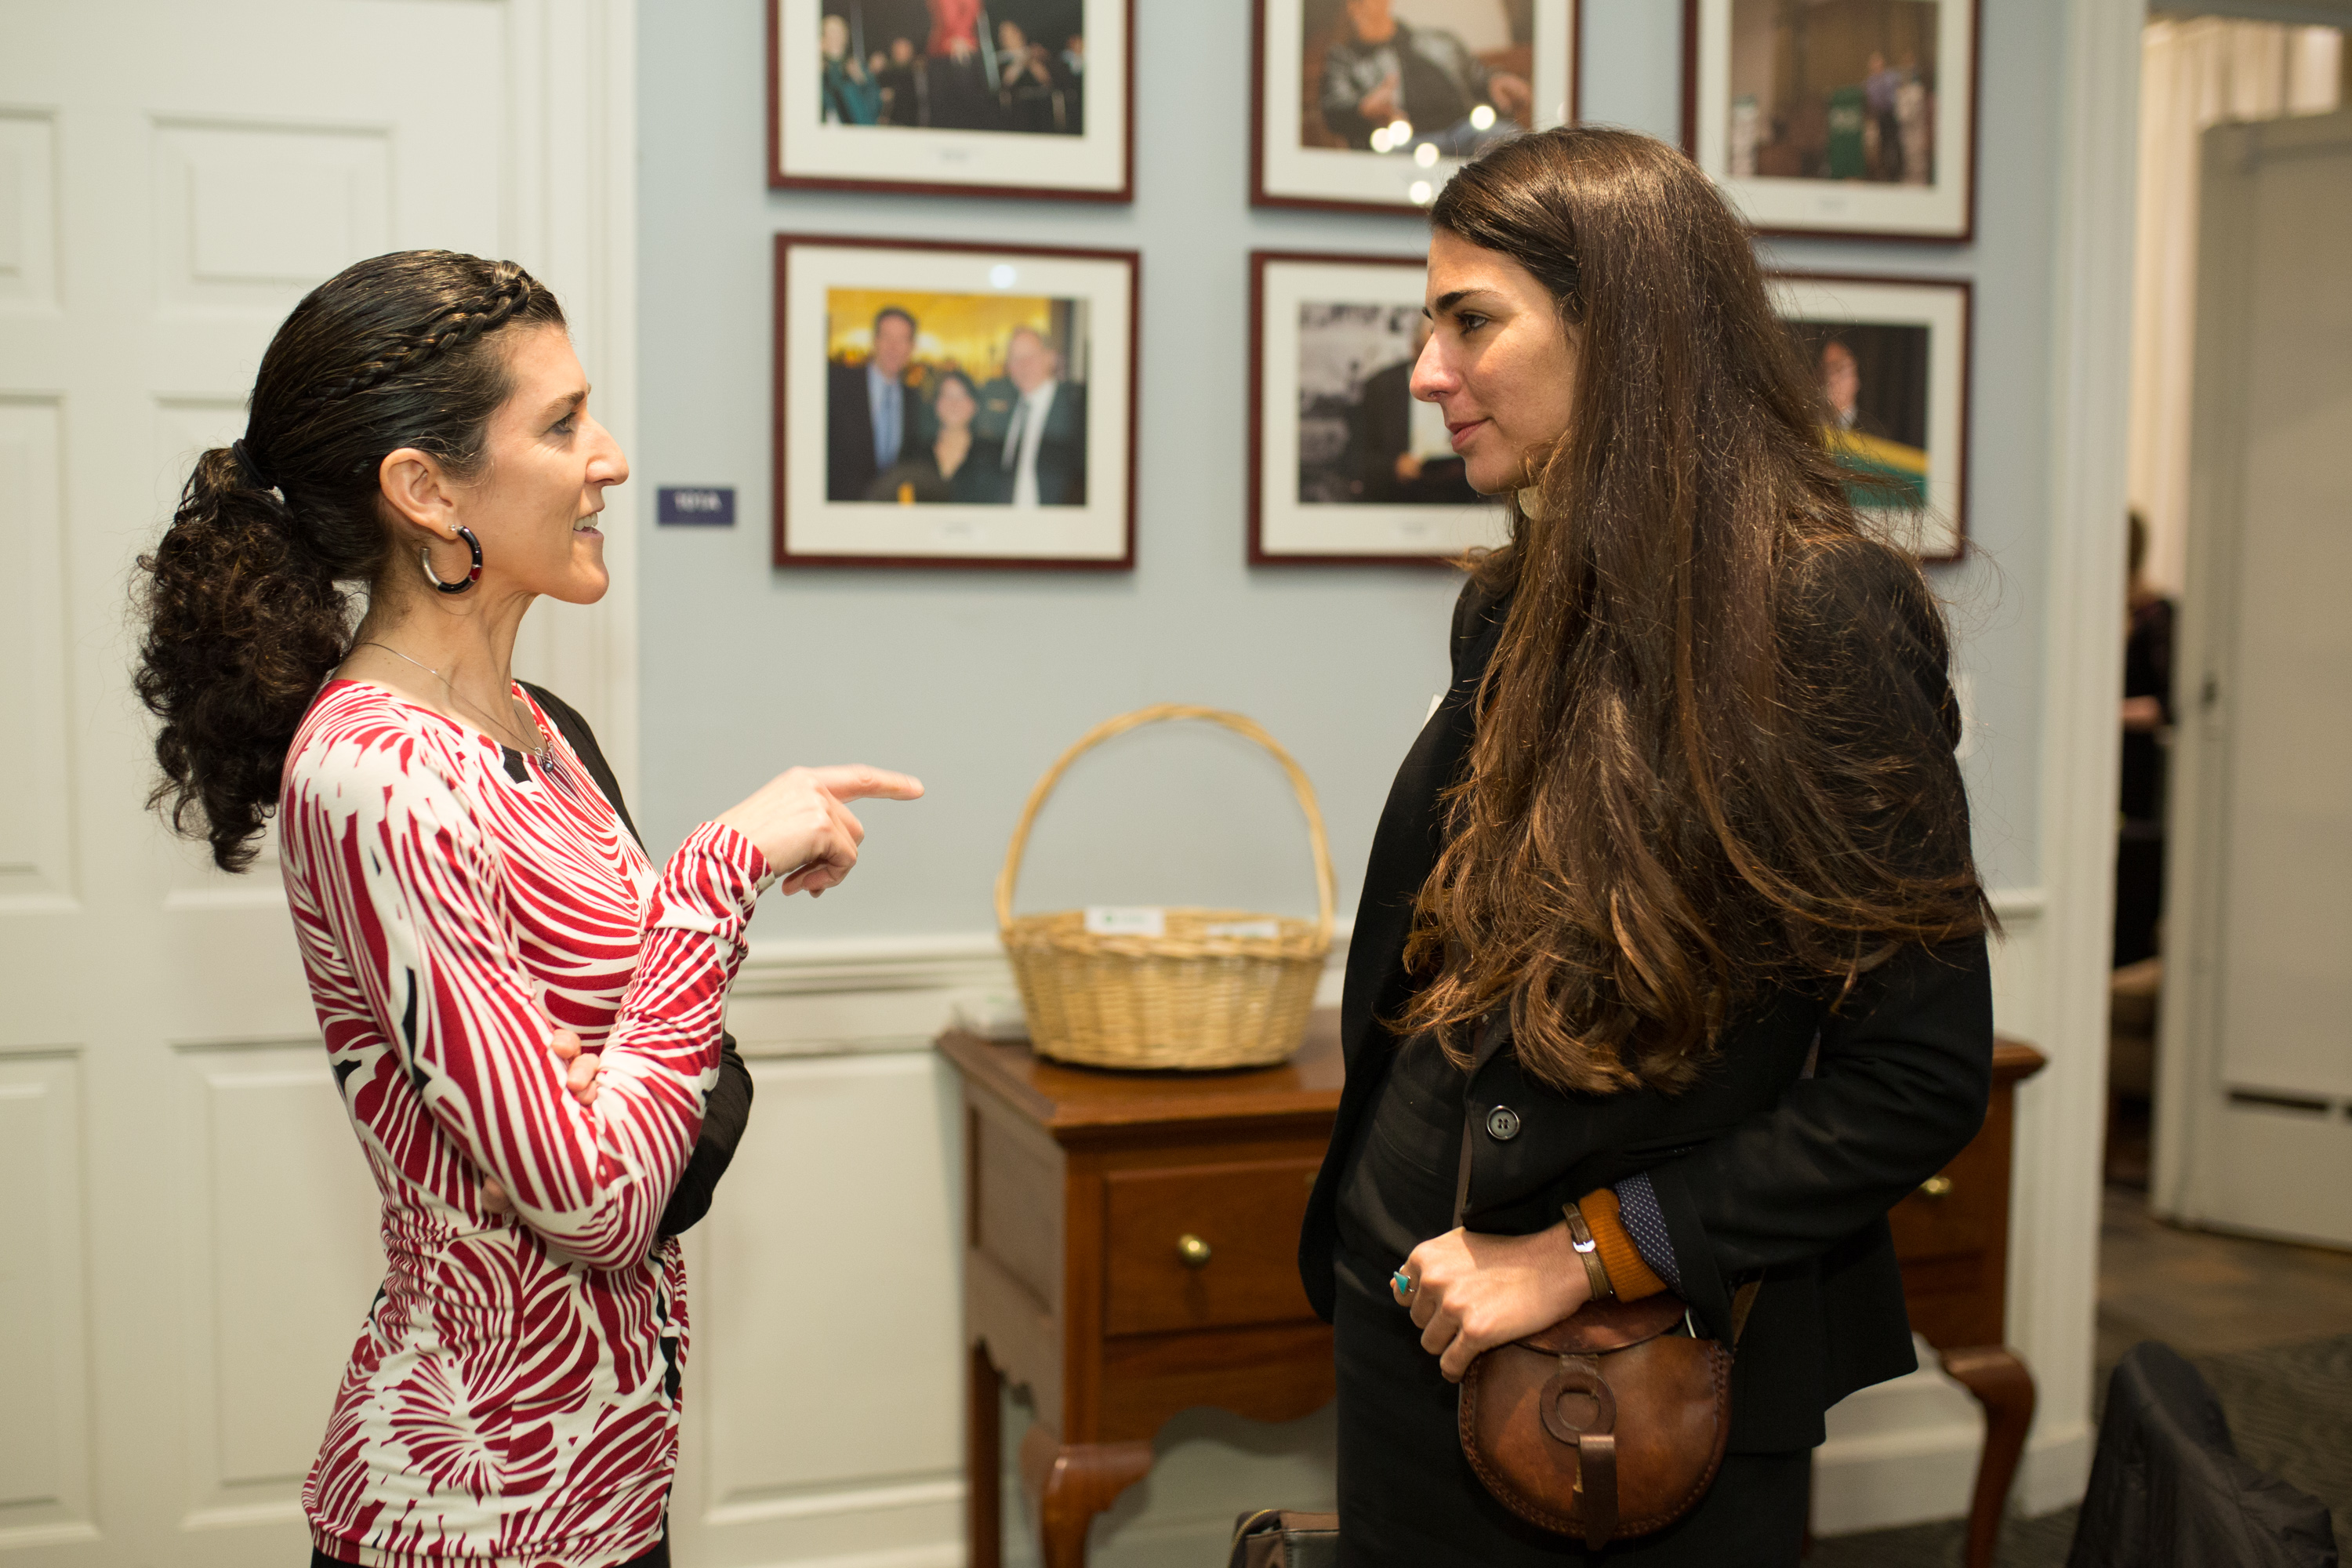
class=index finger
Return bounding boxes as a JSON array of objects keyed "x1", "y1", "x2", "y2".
[{"x1": 805, "y1": 765, "x2": 925, "y2": 803}]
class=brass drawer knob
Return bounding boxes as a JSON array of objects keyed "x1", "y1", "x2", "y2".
[
  {"x1": 1177, "y1": 1233, "x2": 1213, "y2": 1269},
  {"x1": 1918, "y1": 1175, "x2": 1955, "y2": 1199}
]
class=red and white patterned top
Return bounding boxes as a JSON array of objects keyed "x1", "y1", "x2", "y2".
[{"x1": 278, "y1": 680, "x2": 767, "y2": 1568}]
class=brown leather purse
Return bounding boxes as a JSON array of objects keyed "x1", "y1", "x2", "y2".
[
  {"x1": 1446, "y1": 1112, "x2": 1756, "y2": 1549},
  {"x1": 1457, "y1": 1287, "x2": 1753, "y2": 1548}
]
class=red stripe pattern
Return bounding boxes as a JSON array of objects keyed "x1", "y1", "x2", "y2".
[{"x1": 278, "y1": 681, "x2": 766, "y2": 1568}]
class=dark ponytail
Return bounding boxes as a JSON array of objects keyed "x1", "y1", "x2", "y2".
[{"x1": 133, "y1": 250, "x2": 565, "y2": 871}]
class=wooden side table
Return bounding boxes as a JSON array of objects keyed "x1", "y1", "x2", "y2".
[
  {"x1": 943, "y1": 1019, "x2": 2048, "y2": 1568},
  {"x1": 1889, "y1": 1039, "x2": 2049, "y2": 1568},
  {"x1": 941, "y1": 1012, "x2": 1345, "y2": 1568}
]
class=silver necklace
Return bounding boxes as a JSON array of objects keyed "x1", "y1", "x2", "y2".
[{"x1": 356, "y1": 641, "x2": 550, "y2": 764}]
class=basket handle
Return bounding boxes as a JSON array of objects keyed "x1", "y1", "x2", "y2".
[{"x1": 994, "y1": 703, "x2": 1337, "y2": 944}]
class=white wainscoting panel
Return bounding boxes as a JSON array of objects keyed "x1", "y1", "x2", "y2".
[
  {"x1": 684, "y1": 1051, "x2": 967, "y2": 1566},
  {"x1": 0, "y1": 397, "x2": 74, "y2": 912},
  {"x1": 151, "y1": 120, "x2": 391, "y2": 312},
  {"x1": 0, "y1": 1051, "x2": 95, "y2": 1549},
  {"x1": 172, "y1": 1043, "x2": 382, "y2": 1530},
  {"x1": 0, "y1": 111, "x2": 57, "y2": 313}
]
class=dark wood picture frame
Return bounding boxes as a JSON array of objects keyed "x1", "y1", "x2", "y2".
[
  {"x1": 1247, "y1": 248, "x2": 1507, "y2": 567},
  {"x1": 1680, "y1": 0, "x2": 1980, "y2": 242},
  {"x1": 771, "y1": 233, "x2": 1141, "y2": 572},
  {"x1": 768, "y1": 0, "x2": 1136, "y2": 203},
  {"x1": 1772, "y1": 269, "x2": 1974, "y2": 563},
  {"x1": 1250, "y1": 0, "x2": 1583, "y2": 216}
]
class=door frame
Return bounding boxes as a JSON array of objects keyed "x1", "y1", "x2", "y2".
[
  {"x1": 2154, "y1": 106, "x2": 2352, "y2": 1243},
  {"x1": 509, "y1": 0, "x2": 641, "y2": 797}
]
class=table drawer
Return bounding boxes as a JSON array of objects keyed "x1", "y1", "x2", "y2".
[{"x1": 1104, "y1": 1159, "x2": 1322, "y2": 1337}]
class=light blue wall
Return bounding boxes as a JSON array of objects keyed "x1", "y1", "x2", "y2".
[{"x1": 635, "y1": 0, "x2": 2055, "y2": 945}]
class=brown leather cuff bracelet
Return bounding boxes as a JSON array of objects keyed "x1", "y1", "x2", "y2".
[{"x1": 1562, "y1": 1199, "x2": 1616, "y2": 1304}]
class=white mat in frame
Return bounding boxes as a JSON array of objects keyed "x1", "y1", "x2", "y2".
[
  {"x1": 1772, "y1": 270, "x2": 1972, "y2": 562},
  {"x1": 1250, "y1": 250, "x2": 1510, "y2": 564},
  {"x1": 1254, "y1": 0, "x2": 1579, "y2": 213},
  {"x1": 773, "y1": 235, "x2": 1137, "y2": 568},
  {"x1": 770, "y1": 0, "x2": 1131, "y2": 200},
  {"x1": 1686, "y1": 0, "x2": 1978, "y2": 240}
]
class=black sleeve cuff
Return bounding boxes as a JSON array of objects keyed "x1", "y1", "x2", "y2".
[{"x1": 656, "y1": 1032, "x2": 754, "y2": 1244}]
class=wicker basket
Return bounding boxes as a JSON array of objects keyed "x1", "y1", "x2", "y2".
[{"x1": 995, "y1": 704, "x2": 1336, "y2": 1071}]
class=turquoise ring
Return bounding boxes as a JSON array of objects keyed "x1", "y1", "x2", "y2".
[{"x1": 1392, "y1": 1269, "x2": 1416, "y2": 1298}]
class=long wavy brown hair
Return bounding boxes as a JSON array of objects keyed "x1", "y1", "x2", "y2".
[{"x1": 1398, "y1": 127, "x2": 1990, "y2": 1096}]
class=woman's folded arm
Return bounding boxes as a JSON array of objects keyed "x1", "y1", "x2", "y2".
[
  {"x1": 1634, "y1": 936, "x2": 1994, "y2": 1335},
  {"x1": 310, "y1": 752, "x2": 764, "y2": 1271}
]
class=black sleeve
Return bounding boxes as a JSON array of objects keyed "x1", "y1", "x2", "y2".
[
  {"x1": 657, "y1": 1031, "x2": 753, "y2": 1242},
  {"x1": 1646, "y1": 937, "x2": 1993, "y2": 1339},
  {"x1": 1646, "y1": 542, "x2": 1994, "y2": 1337}
]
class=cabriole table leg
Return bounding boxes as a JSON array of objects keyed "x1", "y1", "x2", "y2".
[
  {"x1": 1018, "y1": 1425, "x2": 1153, "y2": 1568},
  {"x1": 1939, "y1": 1344, "x2": 2036, "y2": 1568}
]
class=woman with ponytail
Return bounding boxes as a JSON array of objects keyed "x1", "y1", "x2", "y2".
[
  {"x1": 135, "y1": 250, "x2": 921, "y2": 1568},
  {"x1": 1296, "y1": 129, "x2": 1994, "y2": 1563}
]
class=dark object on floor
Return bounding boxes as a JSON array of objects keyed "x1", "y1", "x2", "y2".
[
  {"x1": 2196, "y1": 1335, "x2": 2352, "y2": 1560},
  {"x1": 2067, "y1": 1341, "x2": 2338, "y2": 1568},
  {"x1": 1229, "y1": 1509, "x2": 1338, "y2": 1567}
]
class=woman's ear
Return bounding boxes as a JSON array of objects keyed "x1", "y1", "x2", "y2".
[{"x1": 378, "y1": 447, "x2": 459, "y2": 539}]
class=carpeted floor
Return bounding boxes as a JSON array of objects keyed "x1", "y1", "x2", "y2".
[{"x1": 1809, "y1": 1189, "x2": 2352, "y2": 1567}]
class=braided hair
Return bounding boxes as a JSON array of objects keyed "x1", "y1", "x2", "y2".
[{"x1": 133, "y1": 250, "x2": 565, "y2": 871}]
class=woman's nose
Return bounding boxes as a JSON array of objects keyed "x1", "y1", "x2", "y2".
[
  {"x1": 591, "y1": 422, "x2": 630, "y2": 486},
  {"x1": 1409, "y1": 339, "x2": 1454, "y2": 402}
]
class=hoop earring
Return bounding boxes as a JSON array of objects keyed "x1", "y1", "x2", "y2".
[{"x1": 420, "y1": 526, "x2": 483, "y2": 594}]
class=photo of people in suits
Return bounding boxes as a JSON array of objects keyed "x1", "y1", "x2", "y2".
[
  {"x1": 823, "y1": 287, "x2": 1091, "y2": 506},
  {"x1": 1726, "y1": 0, "x2": 1940, "y2": 184},
  {"x1": 1784, "y1": 318, "x2": 1933, "y2": 511},
  {"x1": 1295, "y1": 300, "x2": 1478, "y2": 506},
  {"x1": 1300, "y1": 0, "x2": 1533, "y2": 159},
  {"x1": 818, "y1": 0, "x2": 1086, "y2": 134}
]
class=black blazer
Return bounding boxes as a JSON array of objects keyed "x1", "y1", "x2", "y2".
[
  {"x1": 827, "y1": 361, "x2": 925, "y2": 503},
  {"x1": 1296, "y1": 573, "x2": 1994, "y2": 1452},
  {"x1": 523, "y1": 684, "x2": 753, "y2": 1247}
]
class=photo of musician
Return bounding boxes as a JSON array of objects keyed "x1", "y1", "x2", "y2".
[
  {"x1": 1302, "y1": 0, "x2": 1534, "y2": 158},
  {"x1": 819, "y1": 0, "x2": 1084, "y2": 135},
  {"x1": 1297, "y1": 301, "x2": 1479, "y2": 506},
  {"x1": 1726, "y1": 0, "x2": 1939, "y2": 183},
  {"x1": 1786, "y1": 318, "x2": 1934, "y2": 511},
  {"x1": 824, "y1": 287, "x2": 1091, "y2": 506}
]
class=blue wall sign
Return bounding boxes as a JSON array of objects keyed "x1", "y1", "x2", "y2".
[{"x1": 657, "y1": 485, "x2": 736, "y2": 526}]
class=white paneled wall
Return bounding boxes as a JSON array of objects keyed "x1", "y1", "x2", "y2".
[{"x1": 0, "y1": 1053, "x2": 93, "y2": 1551}]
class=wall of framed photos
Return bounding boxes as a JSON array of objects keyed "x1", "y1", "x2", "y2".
[{"x1": 631, "y1": 2, "x2": 2107, "y2": 1563}]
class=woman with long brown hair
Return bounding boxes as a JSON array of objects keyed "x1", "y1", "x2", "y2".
[{"x1": 1298, "y1": 128, "x2": 1993, "y2": 1563}]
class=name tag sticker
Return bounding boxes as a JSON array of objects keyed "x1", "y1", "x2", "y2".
[
  {"x1": 657, "y1": 486, "x2": 736, "y2": 526},
  {"x1": 1205, "y1": 919, "x2": 1281, "y2": 940},
  {"x1": 1084, "y1": 906, "x2": 1165, "y2": 938}
]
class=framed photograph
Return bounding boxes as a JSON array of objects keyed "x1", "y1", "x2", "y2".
[
  {"x1": 769, "y1": 0, "x2": 1132, "y2": 201},
  {"x1": 1253, "y1": 0, "x2": 1581, "y2": 214},
  {"x1": 1249, "y1": 250, "x2": 1510, "y2": 564},
  {"x1": 1683, "y1": 0, "x2": 1978, "y2": 241},
  {"x1": 773, "y1": 235, "x2": 1138, "y2": 569},
  {"x1": 1773, "y1": 272, "x2": 1971, "y2": 561}
]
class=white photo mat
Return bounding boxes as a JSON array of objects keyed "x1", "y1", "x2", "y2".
[
  {"x1": 1254, "y1": 256, "x2": 1509, "y2": 561},
  {"x1": 1771, "y1": 274, "x2": 1969, "y2": 561},
  {"x1": 1257, "y1": 0, "x2": 1577, "y2": 210},
  {"x1": 1690, "y1": 0, "x2": 1974, "y2": 238},
  {"x1": 774, "y1": 0, "x2": 1128, "y2": 194},
  {"x1": 777, "y1": 241, "x2": 1134, "y2": 564}
]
